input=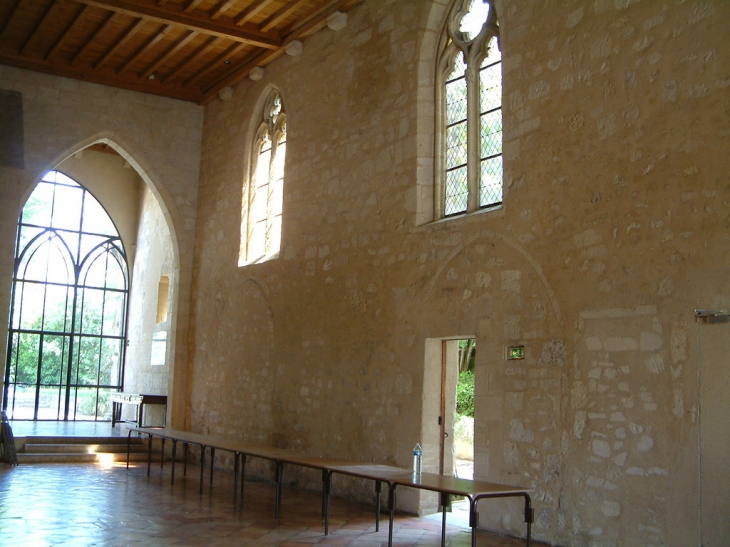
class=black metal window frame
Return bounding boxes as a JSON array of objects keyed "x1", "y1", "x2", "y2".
[{"x1": 3, "y1": 170, "x2": 129, "y2": 421}]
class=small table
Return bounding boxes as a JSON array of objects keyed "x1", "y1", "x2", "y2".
[
  {"x1": 387, "y1": 473, "x2": 533, "y2": 547},
  {"x1": 111, "y1": 393, "x2": 167, "y2": 428}
]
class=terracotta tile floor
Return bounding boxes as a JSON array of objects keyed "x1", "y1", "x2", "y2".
[{"x1": 0, "y1": 462, "x2": 548, "y2": 547}]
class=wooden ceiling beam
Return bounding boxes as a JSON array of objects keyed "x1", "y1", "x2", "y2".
[
  {"x1": 183, "y1": 0, "x2": 206, "y2": 14},
  {"x1": 259, "y1": 0, "x2": 308, "y2": 33},
  {"x1": 0, "y1": 0, "x2": 22, "y2": 41},
  {"x1": 141, "y1": 29, "x2": 198, "y2": 79},
  {"x1": 0, "y1": 50, "x2": 201, "y2": 102},
  {"x1": 284, "y1": 0, "x2": 346, "y2": 36},
  {"x1": 160, "y1": 34, "x2": 219, "y2": 83},
  {"x1": 259, "y1": 0, "x2": 308, "y2": 32},
  {"x1": 117, "y1": 22, "x2": 171, "y2": 75},
  {"x1": 234, "y1": 0, "x2": 274, "y2": 26},
  {"x1": 209, "y1": 0, "x2": 239, "y2": 21},
  {"x1": 183, "y1": 41, "x2": 245, "y2": 85},
  {"x1": 70, "y1": 0, "x2": 281, "y2": 48},
  {"x1": 72, "y1": 11, "x2": 120, "y2": 65},
  {"x1": 45, "y1": 4, "x2": 89, "y2": 60},
  {"x1": 94, "y1": 16, "x2": 146, "y2": 70},
  {"x1": 201, "y1": 0, "x2": 360, "y2": 104},
  {"x1": 20, "y1": 0, "x2": 60, "y2": 55}
]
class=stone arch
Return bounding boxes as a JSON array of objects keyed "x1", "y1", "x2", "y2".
[
  {"x1": 187, "y1": 276, "x2": 277, "y2": 443},
  {"x1": 424, "y1": 230, "x2": 561, "y2": 324},
  {"x1": 41, "y1": 132, "x2": 185, "y2": 426}
]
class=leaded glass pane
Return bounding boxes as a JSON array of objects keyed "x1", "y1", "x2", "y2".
[
  {"x1": 480, "y1": 156, "x2": 503, "y2": 207},
  {"x1": 447, "y1": 121, "x2": 468, "y2": 169},
  {"x1": 446, "y1": 53, "x2": 467, "y2": 125},
  {"x1": 480, "y1": 109, "x2": 502, "y2": 158},
  {"x1": 480, "y1": 60, "x2": 502, "y2": 113},
  {"x1": 445, "y1": 167, "x2": 468, "y2": 216},
  {"x1": 483, "y1": 35, "x2": 501, "y2": 66}
]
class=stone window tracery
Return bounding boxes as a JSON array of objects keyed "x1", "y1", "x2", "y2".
[
  {"x1": 241, "y1": 90, "x2": 286, "y2": 265},
  {"x1": 436, "y1": 0, "x2": 502, "y2": 219}
]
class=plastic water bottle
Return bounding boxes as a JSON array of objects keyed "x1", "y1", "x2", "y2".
[{"x1": 413, "y1": 443, "x2": 422, "y2": 475}]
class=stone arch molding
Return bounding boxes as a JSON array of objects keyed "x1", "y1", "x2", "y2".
[
  {"x1": 48, "y1": 132, "x2": 183, "y2": 268},
  {"x1": 424, "y1": 230, "x2": 562, "y2": 324}
]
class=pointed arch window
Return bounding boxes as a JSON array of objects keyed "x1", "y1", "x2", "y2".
[
  {"x1": 241, "y1": 90, "x2": 286, "y2": 265},
  {"x1": 436, "y1": 0, "x2": 502, "y2": 219},
  {"x1": 3, "y1": 170, "x2": 128, "y2": 421}
]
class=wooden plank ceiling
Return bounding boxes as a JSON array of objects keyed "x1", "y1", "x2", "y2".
[{"x1": 0, "y1": 0, "x2": 361, "y2": 104}]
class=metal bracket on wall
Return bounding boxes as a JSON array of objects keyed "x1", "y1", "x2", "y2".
[{"x1": 694, "y1": 309, "x2": 730, "y2": 323}]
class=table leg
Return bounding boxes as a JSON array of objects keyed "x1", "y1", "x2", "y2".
[
  {"x1": 388, "y1": 485, "x2": 397, "y2": 547},
  {"x1": 375, "y1": 481, "x2": 382, "y2": 532},
  {"x1": 323, "y1": 471, "x2": 332, "y2": 535},
  {"x1": 470, "y1": 498, "x2": 477, "y2": 547},
  {"x1": 524, "y1": 495, "x2": 534, "y2": 547},
  {"x1": 233, "y1": 453, "x2": 239, "y2": 505},
  {"x1": 171, "y1": 440, "x2": 177, "y2": 485},
  {"x1": 160, "y1": 438, "x2": 165, "y2": 469},
  {"x1": 210, "y1": 447, "x2": 215, "y2": 486},
  {"x1": 199, "y1": 445, "x2": 206, "y2": 494},
  {"x1": 146, "y1": 434, "x2": 152, "y2": 476},
  {"x1": 239, "y1": 454, "x2": 247, "y2": 509},
  {"x1": 126, "y1": 430, "x2": 132, "y2": 469},
  {"x1": 440, "y1": 493, "x2": 449, "y2": 547},
  {"x1": 275, "y1": 462, "x2": 283, "y2": 521},
  {"x1": 183, "y1": 443, "x2": 188, "y2": 476}
]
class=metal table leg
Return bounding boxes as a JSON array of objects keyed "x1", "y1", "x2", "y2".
[
  {"x1": 146, "y1": 434, "x2": 152, "y2": 476},
  {"x1": 275, "y1": 462, "x2": 283, "y2": 521},
  {"x1": 239, "y1": 454, "x2": 247, "y2": 509},
  {"x1": 171, "y1": 440, "x2": 177, "y2": 485},
  {"x1": 323, "y1": 471, "x2": 332, "y2": 535},
  {"x1": 183, "y1": 443, "x2": 188, "y2": 476},
  {"x1": 126, "y1": 430, "x2": 132, "y2": 469},
  {"x1": 387, "y1": 484, "x2": 397, "y2": 547},
  {"x1": 375, "y1": 480, "x2": 382, "y2": 532},
  {"x1": 199, "y1": 445, "x2": 206, "y2": 494}
]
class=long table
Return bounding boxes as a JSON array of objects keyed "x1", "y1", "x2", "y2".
[{"x1": 126, "y1": 427, "x2": 533, "y2": 546}]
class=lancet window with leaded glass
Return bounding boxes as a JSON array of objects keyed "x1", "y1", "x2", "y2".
[
  {"x1": 241, "y1": 90, "x2": 286, "y2": 265},
  {"x1": 436, "y1": 0, "x2": 502, "y2": 219}
]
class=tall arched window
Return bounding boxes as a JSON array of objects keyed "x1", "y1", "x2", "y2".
[
  {"x1": 435, "y1": 0, "x2": 501, "y2": 219},
  {"x1": 241, "y1": 90, "x2": 286, "y2": 265},
  {"x1": 3, "y1": 170, "x2": 128, "y2": 421}
]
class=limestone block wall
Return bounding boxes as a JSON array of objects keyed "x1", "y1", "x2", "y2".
[
  {"x1": 0, "y1": 66, "x2": 203, "y2": 426},
  {"x1": 189, "y1": 1, "x2": 729, "y2": 545}
]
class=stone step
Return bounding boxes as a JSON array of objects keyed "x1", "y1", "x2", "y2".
[
  {"x1": 21, "y1": 435, "x2": 145, "y2": 445},
  {"x1": 22, "y1": 442, "x2": 149, "y2": 454},
  {"x1": 17, "y1": 452, "x2": 161, "y2": 464}
]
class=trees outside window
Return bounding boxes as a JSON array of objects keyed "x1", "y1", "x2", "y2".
[
  {"x1": 3, "y1": 170, "x2": 128, "y2": 421},
  {"x1": 436, "y1": 0, "x2": 502, "y2": 219}
]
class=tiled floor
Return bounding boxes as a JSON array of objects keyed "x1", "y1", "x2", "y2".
[{"x1": 2, "y1": 421, "x2": 547, "y2": 546}]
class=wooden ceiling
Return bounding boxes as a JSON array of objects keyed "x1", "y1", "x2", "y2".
[{"x1": 0, "y1": 0, "x2": 361, "y2": 104}]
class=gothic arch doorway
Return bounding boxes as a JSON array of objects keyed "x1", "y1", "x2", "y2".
[{"x1": 3, "y1": 170, "x2": 128, "y2": 421}]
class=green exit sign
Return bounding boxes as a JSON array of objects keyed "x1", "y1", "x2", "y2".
[{"x1": 507, "y1": 346, "x2": 525, "y2": 360}]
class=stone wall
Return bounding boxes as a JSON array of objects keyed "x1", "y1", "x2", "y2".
[
  {"x1": 0, "y1": 66, "x2": 203, "y2": 427},
  {"x1": 190, "y1": 1, "x2": 730, "y2": 545},
  {"x1": 0, "y1": 0, "x2": 728, "y2": 545}
]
